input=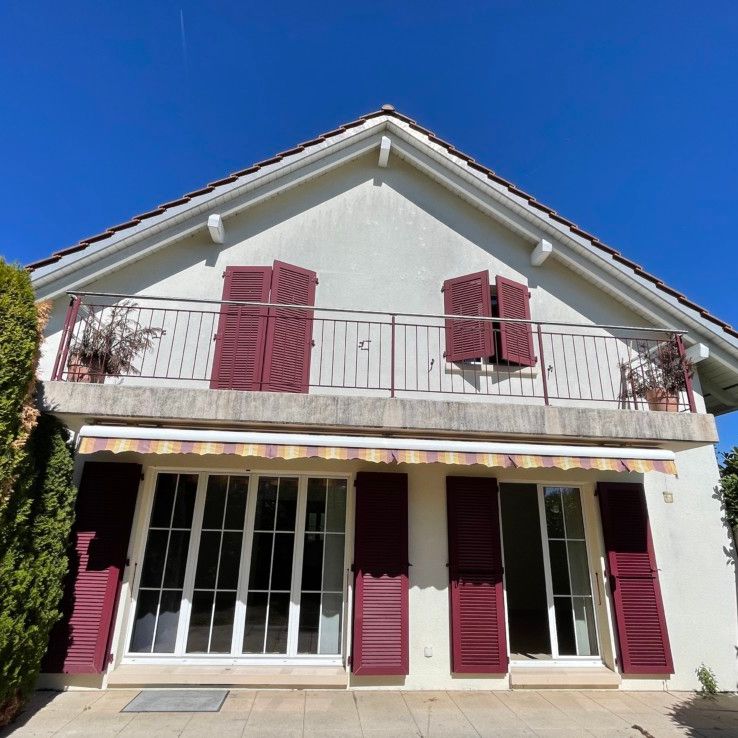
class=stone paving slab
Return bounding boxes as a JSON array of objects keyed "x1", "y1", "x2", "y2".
[{"x1": 2, "y1": 689, "x2": 737, "y2": 737}]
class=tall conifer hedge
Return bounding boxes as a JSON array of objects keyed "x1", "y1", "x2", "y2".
[{"x1": 0, "y1": 260, "x2": 77, "y2": 726}]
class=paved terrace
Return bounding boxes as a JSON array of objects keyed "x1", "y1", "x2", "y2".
[{"x1": 3, "y1": 689, "x2": 738, "y2": 737}]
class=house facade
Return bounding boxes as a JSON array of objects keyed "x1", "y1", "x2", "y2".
[{"x1": 31, "y1": 106, "x2": 738, "y2": 692}]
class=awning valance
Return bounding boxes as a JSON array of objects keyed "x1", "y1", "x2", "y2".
[{"x1": 77, "y1": 426, "x2": 677, "y2": 475}]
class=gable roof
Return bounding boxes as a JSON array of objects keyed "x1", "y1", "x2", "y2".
[{"x1": 27, "y1": 105, "x2": 737, "y2": 345}]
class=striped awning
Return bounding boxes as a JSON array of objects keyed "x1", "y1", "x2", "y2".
[{"x1": 77, "y1": 426, "x2": 677, "y2": 475}]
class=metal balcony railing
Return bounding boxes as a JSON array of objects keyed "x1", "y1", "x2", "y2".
[{"x1": 51, "y1": 292, "x2": 697, "y2": 412}]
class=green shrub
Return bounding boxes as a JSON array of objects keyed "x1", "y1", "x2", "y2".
[
  {"x1": 0, "y1": 261, "x2": 77, "y2": 727},
  {"x1": 0, "y1": 415, "x2": 76, "y2": 725},
  {"x1": 0, "y1": 259, "x2": 40, "y2": 506},
  {"x1": 719, "y1": 448, "x2": 738, "y2": 530},
  {"x1": 696, "y1": 663, "x2": 719, "y2": 697}
]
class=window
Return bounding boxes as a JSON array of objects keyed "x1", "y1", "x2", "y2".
[
  {"x1": 128, "y1": 472, "x2": 349, "y2": 662},
  {"x1": 442, "y1": 271, "x2": 535, "y2": 367}
]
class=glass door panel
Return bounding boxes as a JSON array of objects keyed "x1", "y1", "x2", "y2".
[
  {"x1": 242, "y1": 477, "x2": 298, "y2": 654},
  {"x1": 542, "y1": 487, "x2": 599, "y2": 657},
  {"x1": 186, "y1": 475, "x2": 248, "y2": 653},
  {"x1": 298, "y1": 478, "x2": 347, "y2": 654},
  {"x1": 130, "y1": 473, "x2": 198, "y2": 653}
]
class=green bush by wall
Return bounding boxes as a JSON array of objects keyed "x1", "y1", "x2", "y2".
[
  {"x1": 0, "y1": 259, "x2": 40, "y2": 506},
  {"x1": 0, "y1": 260, "x2": 77, "y2": 726}
]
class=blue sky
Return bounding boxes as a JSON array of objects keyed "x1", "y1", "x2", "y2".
[{"x1": 1, "y1": 1, "x2": 736, "y2": 452}]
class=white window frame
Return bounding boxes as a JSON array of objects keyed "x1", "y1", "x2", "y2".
[
  {"x1": 121, "y1": 467, "x2": 354, "y2": 667},
  {"x1": 499, "y1": 481, "x2": 603, "y2": 668}
]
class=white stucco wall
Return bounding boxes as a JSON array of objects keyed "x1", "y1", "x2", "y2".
[
  {"x1": 93, "y1": 445, "x2": 736, "y2": 691},
  {"x1": 37, "y1": 152, "x2": 688, "y2": 410}
]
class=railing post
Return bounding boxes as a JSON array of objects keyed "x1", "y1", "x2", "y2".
[
  {"x1": 536, "y1": 323, "x2": 549, "y2": 406},
  {"x1": 52, "y1": 295, "x2": 82, "y2": 381},
  {"x1": 675, "y1": 334, "x2": 697, "y2": 413},
  {"x1": 390, "y1": 314, "x2": 396, "y2": 398}
]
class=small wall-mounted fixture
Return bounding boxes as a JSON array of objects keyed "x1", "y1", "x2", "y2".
[
  {"x1": 531, "y1": 238, "x2": 553, "y2": 266},
  {"x1": 378, "y1": 135, "x2": 392, "y2": 168},
  {"x1": 424, "y1": 645, "x2": 433, "y2": 658},
  {"x1": 686, "y1": 342, "x2": 709, "y2": 364},
  {"x1": 207, "y1": 213, "x2": 225, "y2": 244},
  {"x1": 663, "y1": 491, "x2": 674, "y2": 503}
]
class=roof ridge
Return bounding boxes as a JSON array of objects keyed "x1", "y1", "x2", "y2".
[{"x1": 26, "y1": 107, "x2": 737, "y2": 340}]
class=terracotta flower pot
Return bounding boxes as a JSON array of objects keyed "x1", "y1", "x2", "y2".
[
  {"x1": 645, "y1": 388, "x2": 679, "y2": 412},
  {"x1": 67, "y1": 353, "x2": 105, "y2": 384}
]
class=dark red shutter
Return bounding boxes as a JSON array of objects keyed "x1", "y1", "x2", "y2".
[
  {"x1": 43, "y1": 462, "x2": 141, "y2": 674},
  {"x1": 597, "y1": 482, "x2": 673, "y2": 675},
  {"x1": 496, "y1": 275, "x2": 535, "y2": 367},
  {"x1": 261, "y1": 260, "x2": 317, "y2": 393},
  {"x1": 352, "y1": 472, "x2": 408, "y2": 676},
  {"x1": 446, "y1": 476, "x2": 508, "y2": 674},
  {"x1": 210, "y1": 266, "x2": 272, "y2": 390},
  {"x1": 443, "y1": 271, "x2": 494, "y2": 362}
]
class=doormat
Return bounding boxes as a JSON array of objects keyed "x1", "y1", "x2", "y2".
[{"x1": 122, "y1": 689, "x2": 229, "y2": 713}]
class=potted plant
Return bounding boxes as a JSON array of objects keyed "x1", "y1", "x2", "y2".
[
  {"x1": 67, "y1": 301, "x2": 163, "y2": 383},
  {"x1": 623, "y1": 339, "x2": 694, "y2": 412}
]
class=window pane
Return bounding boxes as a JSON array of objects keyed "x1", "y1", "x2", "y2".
[
  {"x1": 224, "y1": 477, "x2": 248, "y2": 529},
  {"x1": 194, "y1": 531, "x2": 220, "y2": 589},
  {"x1": 217, "y1": 532, "x2": 243, "y2": 590},
  {"x1": 255, "y1": 478, "x2": 278, "y2": 529},
  {"x1": 265, "y1": 593, "x2": 290, "y2": 653},
  {"x1": 319, "y1": 593, "x2": 343, "y2": 655},
  {"x1": 150, "y1": 474, "x2": 176, "y2": 527},
  {"x1": 276, "y1": 478, "x2": 298, "y2": 530},
  {"x1": 297, "y1": 593, "x2": 320, "y2": 654},
  {"x1": 139, "y1": 530, "x2": 168, "y2": 588},
  {"x1": 187, "y1": 590, "x2": 214, "y2": 653},
  {"x1": 243, "y1": 592, "x2": 268, "y2": 653},
  {"x1": 153, "y1": 589, "x2": 182, "y2": 652},
  {"x1": 249, "y1": 533, "x2": 273, "y2": 590},
  {"x1": 562, "y1": 488, "x2": 585, "y2": 539},
  {"x1": 210, "y1": 592, "x2": 237, "y2": 653},
  {"x1": 548, "y1": 540, "x2": 570, "y2": 595},
  {"x1": 573, "y1": 597, "x2": 599, "y2": 656},
  {"x1": 322, "y1": 535, "x2": 345, "y2": 591},
  {"x1": 554, "y1": 597, "x2": 576, "y2": 656},
  {"x1": 271, "y1": 533, "x2": 295, "y2": 590},
  {"x1": 305, "y1": 479, "x2": 326, "y2": 532},
  {"x1": 301, "y1": 533, "x2": 324, "y2": 591},
  {"x1": 326, "y1": 480, "x2": 347, "y2": 532},
  {"x1": 130, "y1": 589, "x2": 158, "y2": 652},
  {"x1": 163, "y1": 530, "x2": 191, "y2": 588},
  {"x1": 172, "y1": 474, "x2": 198, "y2": 527},
  {"x1": 567, "y1": 540, "x2": 592, "y2": 596},
  {"x1": 544, "y1": 488, "x2": 564, "y2": 538},
  {"x1": 202, "y1": 476, "x2": 228, "y2": 529}
]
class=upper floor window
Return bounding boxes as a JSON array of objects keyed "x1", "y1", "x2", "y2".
[{"x1": 442, "y1": 270, "x2": 536, "y2": 367}]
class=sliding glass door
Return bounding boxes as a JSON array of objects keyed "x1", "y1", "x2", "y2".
[
  {"x1": 127, "y1": 471, "x2": 349, "y2": 662},
  {"x1": 500, "y1": 483, "x2": 600, "y2": 662}
]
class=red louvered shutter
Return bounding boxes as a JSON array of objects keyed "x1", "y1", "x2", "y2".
[
  {"x1": 210, "y1": 266, "x2": 272, "y2": 390},
  {"x1": 443, "y1": 271, "x2": 494, "y2": 362},
  {"x1": 352, "y1": 472, "x2": 408, "y2": 676},
  {"x1": 261, "y1": 260, "x2": 317, "y2": 393},
  {"x1": 446, "y1": 476, "x2": 508, "y2": 674},
  {"x1": 597, "y1": 482, "x2": 673, "y2": 675},
  {"x1": 496, "y1": 275, "x2": 535, "y2": 367},
  {"x1": 43, "y1": 462, "x2": 141, "y2": 674}
]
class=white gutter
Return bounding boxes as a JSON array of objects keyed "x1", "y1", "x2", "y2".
[{"x1": 78, "y1": 425, "x2": 675, "y2": 462}]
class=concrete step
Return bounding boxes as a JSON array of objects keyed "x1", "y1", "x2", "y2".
[
  {"x1": 510, "y1": 665, "x2": 621, "y2": 689},
  {"x1": 106, "y1": 664, "x2": 348, "y2": 689}
]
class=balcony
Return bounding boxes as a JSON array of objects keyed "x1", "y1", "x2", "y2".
[{"x1": 49, "y1": 292, "x2": 697, "y2": 415}]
